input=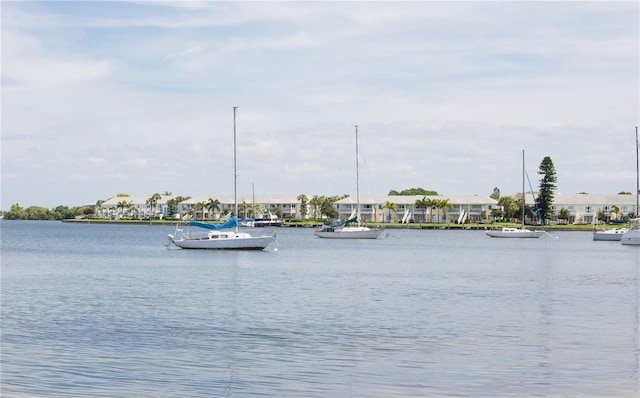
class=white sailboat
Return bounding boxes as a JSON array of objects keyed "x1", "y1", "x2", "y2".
[
  {"x1": 314, "y1": 125, "x2": 384, "y2": 239},
  {"x1": 621, "y1": 126, "x2": 640, "y2": 246},
  {"x1": 593, "y1": 227, "x2": 628, "y2": 241},
  {"x1": 486, "y1": 150, "x2": 544, "y2": 238},
  {"x1": 168, "y1": 107, "x2": 275, "y2": 250}
]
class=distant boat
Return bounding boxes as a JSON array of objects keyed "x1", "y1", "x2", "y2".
[
  {"x1": 621, "y1": 218, "x2": 640, "y2": 245},
  {"x1": 241, "y1": 213, "x2": 283, "y2": 227},
  {"x1": 254, "y1": 213, "x2": 283, "y2": 227},
  {"x1": 593, "y1": 206, "x2": 627, "y2": 241},
  {"x1": 168, "y1": 107, "x2": 275, "y2": 250},
  {"x1": 314, "y1": 125, "x2": 384, "y2": 239},
  {"x1": 621, "y1": 126, "x2": 640, "y2": 246},
  {"x1": 593, "y1": 227, "x2": 628, "y2": 241},
  {"x1": 486, "y1": 150, "x2": 543, "y2": 239}
]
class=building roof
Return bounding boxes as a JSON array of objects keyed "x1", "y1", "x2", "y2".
[
  {"x1": 551, "y1": 193, "x2": 638, "y2": 206},
  {"x1": 100, "y1": 195, "x2": 176, "y2": 207},
  {"x1": 180, "y1": 194, "x2": 302, "y2": 205}
]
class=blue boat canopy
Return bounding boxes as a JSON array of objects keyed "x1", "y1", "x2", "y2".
[
  {"x1": 321, "y1": 215, "x2": 358, "y2": 229},
  {"x1": 189, "y1": 216, "x2": 238, "y2": 230}
]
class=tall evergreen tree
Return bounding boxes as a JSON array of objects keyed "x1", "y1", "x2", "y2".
[
  {"x1": 536, "y1": 156, "x2": 557, "y2": 222},
  {"x1": 490, "y1": 187, "x2": 500, "y2": 200}
]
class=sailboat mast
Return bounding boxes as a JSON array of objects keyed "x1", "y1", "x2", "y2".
[
  {"x1": 233, "y1": 106, "x2": 238, "y2": 231},
  {"x1": 636, "y1": 126, "x2": 640, "y2": 217},
  {"x1": 522, "y1": 149, "x2": 525, "y2": 229},
  {"x1": 355, "y1": 125, "x2": 360, "y2": 222}
]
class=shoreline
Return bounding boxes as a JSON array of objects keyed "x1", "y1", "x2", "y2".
[{"x1": 56, "y1": 218, "x2": 600, "y2": 232}]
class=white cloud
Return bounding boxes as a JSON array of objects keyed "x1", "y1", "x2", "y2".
[{"x1": 1, "y1": 1, "x2": 638, "y2": 208}]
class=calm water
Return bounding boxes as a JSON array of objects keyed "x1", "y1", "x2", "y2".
[{"x1": 1, "y1": 220, "x2": 638, "y2": 397}]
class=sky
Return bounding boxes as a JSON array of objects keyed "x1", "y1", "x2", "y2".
[{"x1": 2, "y1": 1, "x2": 639, "y2": 209}]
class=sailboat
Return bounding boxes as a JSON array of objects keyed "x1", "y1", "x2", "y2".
[
  {"x1": 486, "y1": 150, "x2": 544, "y2": 238},
  {"x1": 168, "y1": 107, "x2": 276, "y2": 250},
  {"x1": 314, "y1": 125, "x2": 384, "y2": 239},
  {"x1": 621, "y1": 126, "x2": 640, "y2": 246},
  {"x1": 592, "y1": 226, "x2": 628, "y2": 241}
]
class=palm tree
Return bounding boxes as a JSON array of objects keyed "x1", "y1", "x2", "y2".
[
  {"x1": 435, "y1": 198, "x2": 453, "y2": 223},
  {"x1": 95, "y1": 199, "x2": 105, "y2": 218},
  {"x1": 206, "y1": 198, "x2": 221, "y2": 220},
  {"x1": 238, "y1": 201, "x2": 251, "y2": 219},
  {"x1": 611, "y1": 205, "x2": 620, "y2": 221},
  {"x1": 415, "y1": 196, "x2": 431, "y2": 223},
  {"x1": 428, "y1": 199, "x2": 437, "y2": 223},
  {"x1": 383, "y1": 201, "x2": 397, "y2": 223},
  {"x1": 126, "y1": 204, "x2": 139, "y2": 218},
  {"x1": 146, "y1": 193, "x2": 162, "y2": 218},
  {"x1": 251, "y1": 204, "x2": 262, "y2": 218},
  {"x1": 297, "y1": 194, "x2": 309, "y2": 219},
  {"x1": 117, "y1": 200, "x2": 132, "y2": 217},
  {"x1": 195, "y1": 201, "x2": 207, "y2": 220},
  {"x1": 309, "y1": 195, "x2": 322, "y2": 219}
]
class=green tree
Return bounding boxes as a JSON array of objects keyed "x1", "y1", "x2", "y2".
[
  {"x1": 497, "y1": 196, "x2": 518, "y2": 222},
  {"x1": 25, "y1": 206, "x2": 54, "y2": 220},
  {"x1": 320, "y1": 196, "x2": 339, "y2": 219},
  {"x1": 536, "y1": 156, "x2": 557, "y2": 223},
  {"x1": 414, "y1": 197, "x2": 432, "y2": 223},
  {"x1": 126, "y1": 204, "x2": 139, "y2": 218},
  {"x1": 4, "y1": 203, "x2": 25, "y2": 219},
  {"x1": 490, "y1": 187, "x2": 500, "y2": 200},
  {"x1": 95, "y1": 199, "x2": 106, "y2": 218},
  {"x1": 54, "y1": 205, "x2": 76, "y2": 219},
  {"x1": 146, "y1": 193, "x2": 162, "y2": 218},
  {"x1": 117, "y1": 200, "x2": 132, "y2": 217},
  {"x1": 490, "y1": 206, "x2": 504, "y2": 222},
  {"x1": 206, "y1": 198, "x2": 221, "y2": 220},
  {"x1": 309, "y1": 195, "x2": 323, "y2": 218},
  {"x1": 383, "y1": 201, "x2": 397, "y2": 222},
  {"x1": 434, "y1": 198, "x2": 453, "y2": 223},
  {"x1": 195, "y1": 201, "x2": 207, "y2": 220},
  {"x1": 388, "y1": 188, "x2": 438, "y2": 196},
  {"x1": 558, "y1": 207, "x2": 570, "y2": 223},
  {"x1": 297, "y1": 194, "x2": 309, "y2": 218},
  {"x1": 610, "y1": 205, "x2": 620, "y2": 220},
  {"x1": 166, "y1": 196, "x2": 190, "y2": 217},
  {"x1": 597, "y1": 209, "x2": 608, "y2": 224}
]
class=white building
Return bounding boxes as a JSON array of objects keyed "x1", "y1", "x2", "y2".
[
  {"x1": 333, "y1": 195, "x2": 498, "y2": 223},
  {"x1": 177, "y1": 194, "x2": 304, "y2": 220},
  {"x1": 545, "y1": 193, "x2": 638, "y2": 224},
  {"x1": 86, "y1": 192, "x2": 638, "y2": 225},
  {"x1": 94, "y1": 195, "x2": 176, "y2": 219}
]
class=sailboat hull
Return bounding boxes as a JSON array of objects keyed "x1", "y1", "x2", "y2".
[
  {"x1": 621, "y1": 218, "x2": 640, "y2": 246},
  {"x1": 593, "y1": 228, "x2": 627, "y2": 241},
  {"x1": 315, "y1": 226, "x2": 384, "y2": 239},
  {"x1": 170, "y1": 231, "x2": 274, "y2": 250},
  {"x1": 486, "y1": 228, "x2": 543, "y2": 238}
]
